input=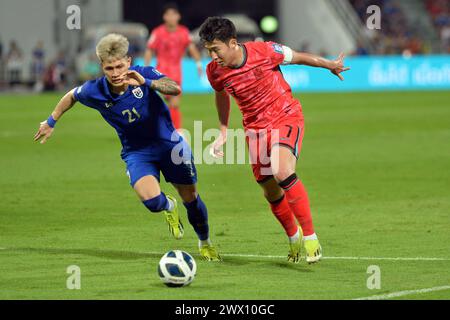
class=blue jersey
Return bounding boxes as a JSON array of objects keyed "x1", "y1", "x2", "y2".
[{"x1": 73, "y1": 66, "x2": 179, "y2": 155}]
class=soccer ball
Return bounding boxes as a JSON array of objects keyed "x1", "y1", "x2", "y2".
[{"x1": 158, "y1": 250, "x2": 197, "y2": 287}]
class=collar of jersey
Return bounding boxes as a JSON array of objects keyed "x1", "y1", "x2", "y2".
[
  {"x1": 164, "y1": 24, "x2": 180, "y2": 33},
  {"x1": 102, "y1": 77, "x2": 132, "y2": 102},
  {"x1": 230, "y1": 44, "x2": 248, "y2": 69}
]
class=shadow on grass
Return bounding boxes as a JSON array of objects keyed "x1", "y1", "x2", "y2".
[
  {"x1": 2, "y1": 247, "x2": 158, "y2": 260},
  {"x1": 268, "y1": 261, "x2": 315, "y2": 272},
  {"x1": 219, "y1": 255, "x2": 315, "y2": 272}
]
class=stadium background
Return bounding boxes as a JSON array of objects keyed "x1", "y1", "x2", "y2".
[{"x1": 0, "y1": 0, "x2": 449, "y2": 300}]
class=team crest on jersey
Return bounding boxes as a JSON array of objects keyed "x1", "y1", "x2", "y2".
[
  {"x1": 132, "y1": 87, "x2": 143, "y2": 99},
  {"x1": 272, "y1": 43, "x2": 283, "y2": 54},
  {"x1": 253, "y1": 67, "x2": 264, "y2": 79}
]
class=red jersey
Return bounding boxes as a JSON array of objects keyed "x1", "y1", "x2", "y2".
[
  {"x1": 147, "y1": 24, "x2": 192, "y2": 84},
  {"x1": 207, "y1": 41, "x2": 303, "y2": 130}
]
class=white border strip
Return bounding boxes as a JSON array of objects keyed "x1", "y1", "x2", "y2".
[
  {"x1": 219, "y1": 253, "x2": 450, "y2": 262},
  {"x1": 354, "y1": 286, "x2": 450, "y2": 300}
]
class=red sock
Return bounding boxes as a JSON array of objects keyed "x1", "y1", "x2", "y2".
[
  {"x1": 169, "y1": 107, "x2": 182, "y2": 130},
  {"x1": 280, "y1": 175, "x2": 315, "y2": 236},
  {"x1": 269, "y1": 195, "x2": 299, "y2": 237}
]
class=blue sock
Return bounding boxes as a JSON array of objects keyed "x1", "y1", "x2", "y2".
[
  {"x1": 183, "y1": 195, "x2": 209, "y2": 241},
  {"x1": 143, "y1": 193, "x2": 170, "y2": 213}
]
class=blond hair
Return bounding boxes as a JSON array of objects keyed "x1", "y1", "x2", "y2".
[{"x1": 95, "y1": 33, "x2": 129, "y2": 62}]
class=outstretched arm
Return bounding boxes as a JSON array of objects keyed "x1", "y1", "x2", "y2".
[
  {"x1": 215, "y1": 89, "x2": 230, "y2": 132},
  {"x1": 210, "y1": 90, "x2": 230, "y2": 158},
  {"x1": 33, "y1": 89, "x2": 77, "y2": 144},
  {"x1": 144, "y1": 48, "x2": 153, "y2": 67},
  {"x1": 289, "y1": 51, "x2": 350, "y2": 81},
  {"x1": 188, "y1": 43, "x2": 203, "y2": 77}
]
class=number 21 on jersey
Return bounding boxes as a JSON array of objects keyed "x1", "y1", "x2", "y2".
[{"x1": 122, "y1": 108, "x2": 141, "y2": 123}]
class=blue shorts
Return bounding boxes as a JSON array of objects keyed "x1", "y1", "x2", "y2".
[{"x1": 122, "y1": 140, "x2": 197, "y2": 187}]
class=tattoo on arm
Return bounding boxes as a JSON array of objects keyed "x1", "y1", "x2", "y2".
[{"x1": 150, "y1": 77, "x2": 181, "y2": 95}]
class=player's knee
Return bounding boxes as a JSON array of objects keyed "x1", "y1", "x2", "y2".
[
  {"x1": 175, "y1": 185, "x2": 197, "y2": 203},
  {"x1": 273, "y1": 168, "x2": 295, "y2": 183},
  {"x1": 179, "y1": 191, "x2": 197, "y2": 203},
  {"x1": 142, "y1": 193, "x2": 168, "y2": 213},
  {"x1": 263, "y1": 189, "x2": 284, "y2": 202},
  {"x1": 261, "y1": 181, "x2": 284, "y2": 202}
]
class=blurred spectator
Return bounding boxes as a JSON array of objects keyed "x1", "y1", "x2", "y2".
[
  {"x1": 0, "y1": 35, "x2": 4, "y2": 89},
  {"x1": 43, "y1": 61, "x2": 58, "y2": 92},
  {"x1": 55, "y1": 50, "x2": 68, "y2": 90},
  {"x1": 443, "y1": 31, "x2": 449, "y2": 54},
  {"x1": 353, "y1": 40, "x2": 369, "y2": 56},
  {"x1": 426, "y1": 0, "x2": 449, "y2": 27},
  {"x1": 6, "y1": 40, "x2": 23, "y2": 86},
  {"x1": 405, "y1": 36, "x2": 423, "y2": 55},
  {"x1": 31, "y1": 41, "x2": 46, "y2": 91},
  {"x1": 79, "y1": 53, "x2": 101, "y2": 81},
  {"x1": 442, "y1": 23, "x2": 450, "y2": 51},
  {"x1": 43, "y1": 50, "x2": 69, "y2": 91},
  {"x1": 426, "y1": 0, "x2": 450, "y2": 52}
]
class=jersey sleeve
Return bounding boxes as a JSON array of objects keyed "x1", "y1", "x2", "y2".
[
  {"x1": 147, "y1": 30, "x2": 159, "y2": 50},
  {"x1": 134, "y1": 66, "x2": 166, "y2": 80},
  {"x1": 73, "y1": 80, "x2": 98, "y2": 109},
  {"x1": 183, "y1": 27, "x2": 192, "y2": 48},
  {"x1": 206, "y1": 64, "x2": 224, "y2": 92},
  {"x1": 265, "y1": 41, "x2": 287, "y2": 67}
]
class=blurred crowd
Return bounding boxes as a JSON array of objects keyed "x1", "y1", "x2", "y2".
[
  {"x1": 0, "y1": 38, "x2": 69, "y2": 92},
  {"x1": 1, "y1": 1, "x2": 449, "y2": 91},
  {"x1": 350, "y1": 0, "x2": 426, "y2": 55},
  {"x1": 426, "y1": 0, "x2": 450, "y2": 52},
  {"x1": 350, "y1": 0, "x2": 450, "y2": 55}
]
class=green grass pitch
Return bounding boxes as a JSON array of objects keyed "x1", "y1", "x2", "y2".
[{"x1": 0, "y1": 91, "x2": 449, "y2": 299}]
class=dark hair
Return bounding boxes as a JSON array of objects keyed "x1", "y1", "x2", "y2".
[
  {"x1": 199, "y1": 17, "x2": 237, "y2": 43},
  {"x1": 162, "y1": 2, "x2": 179, "y2": 15}
]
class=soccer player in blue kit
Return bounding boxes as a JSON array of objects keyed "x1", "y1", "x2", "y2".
[{"x1": 34, "y1": 33, "x2": 221, "y2": 261}]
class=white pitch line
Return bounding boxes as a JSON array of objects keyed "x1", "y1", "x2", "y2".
[
  {"x1": 1, "y1": 247, "x2": 449, "y2": 262},
  {"x1": 353, "y1": 285, "x2": 450, "y2": 300},
  {"x1": 322, "y1": 256, "x2": 450, "y2": 261},
  {"x1": 219, "y1": 253, "x2": 450, "y2": 262}
]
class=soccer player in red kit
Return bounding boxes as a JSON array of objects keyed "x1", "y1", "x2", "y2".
[
  {"x1": 199, "y1": 17, "x2": 350, "y2": 263},
  {"x1": 144, "y1": 3, "x2": 203, "y2": 130}
]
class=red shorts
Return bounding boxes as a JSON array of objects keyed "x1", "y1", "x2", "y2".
[{"x1": 246, "y1": 118, "x2": 304, "y2": 183}]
